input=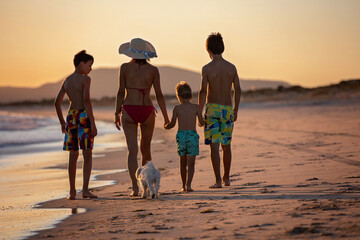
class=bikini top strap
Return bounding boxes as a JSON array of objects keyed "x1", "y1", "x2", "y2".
[{"x1": 126, "y1": 86, "x2": 151, "y2": 105}]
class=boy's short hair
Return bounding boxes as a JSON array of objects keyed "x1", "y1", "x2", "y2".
[
  {"x1": 73, "y1": 50, "x2": 94, "y2": 67},
  {"x1": 206, "y1": 32, "x2": 224, "y2": 55},
  {"x1": 176, "y1": 81, "x2": 192, "y2": 99}
]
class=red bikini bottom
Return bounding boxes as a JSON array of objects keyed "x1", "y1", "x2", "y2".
[{"x1": 123, "y1": 105, "x2": 156, "y2": 124}]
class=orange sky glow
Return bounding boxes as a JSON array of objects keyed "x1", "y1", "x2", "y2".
[{"x1": 0, "y1": 0, "x2": 359, "y2": 88}]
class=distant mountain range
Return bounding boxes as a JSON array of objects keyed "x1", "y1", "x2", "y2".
[{"x1": 0, "y1": 66, "x2": 290, "y2": 103}]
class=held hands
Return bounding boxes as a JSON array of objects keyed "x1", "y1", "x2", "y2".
[{"x1": 163, "y1": 118, "x2": 171, "y2": 129}]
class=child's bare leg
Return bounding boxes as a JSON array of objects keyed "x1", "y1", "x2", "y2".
[
  {"x1": 221, "y1": 144, "x2": 231, "y2": 186},
  {"x1": 122, "y1": 113, "x2": 139, "y2": 196},
  {"x1": 209, "y1": 143, "x2": 222, "y2": 188},
  {"x1": 82, "y1": 149, "x2": 97, "y2": 198},
  {"x1": 186, "y1": 156, "x2": 195, "y2": 192},
  {"x1": 139, "y1": 113, "x2": 155, "y2": 166},
  {"x1": 67, "y1": 151, "x2": 79, "y2": 200},
  {"x1": 180, "y1": 155, "x2": 187, "y2": 191}
]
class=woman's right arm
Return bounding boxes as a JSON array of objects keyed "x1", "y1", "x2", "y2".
[
  {"x1": 153, "y1": 67, "x2": 170, "y2": 124},
  {"x1": 115, "y1": 64, "x2": 126, "y2": 130}
]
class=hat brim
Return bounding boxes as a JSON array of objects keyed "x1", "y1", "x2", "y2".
[{"x1": 118, "y1": 40, "x2": 157, "y2": 59}]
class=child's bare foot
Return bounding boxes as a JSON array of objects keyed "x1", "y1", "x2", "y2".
[
  {"x1": 82, "y1": 191, "x2": 97, "y2": 198},
  {"x1": 181, "y1": 187, "x2": 186, "y2": 192},
  {"x1": 66, "y1": 194, "x2": 76, "y2": 200},
  {"x1": 209, "y1": 183, "x2": 222, "y2": 189},
  {"x1": 222, "y1": 178, "x2": 230, "y2": 186},
  {"x1": 186, "y1": 187, "x2": 194, "y2": 192},
  {"x1": 67, "y1": 190, "x2": 76, "y2": 200}
]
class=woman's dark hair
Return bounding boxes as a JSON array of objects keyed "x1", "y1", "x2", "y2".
[
  {"x1": 176, "y1": 81, "x2": 192, "y2": 99},
  {"x1": 73, "y1": 50, "x2": 94, "y2": 67},
  {"x1": 132, "y1": 59, "x2": 149, "y2": 65},
  {"x1": 206, "y1": 32, "x2": 224, "y2": 55}
]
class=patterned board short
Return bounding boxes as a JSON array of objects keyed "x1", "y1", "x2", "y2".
[
  {"x1": 63, "y1": 109, "x2": 94, "y2": 151},
  {"x1": 176, "y1": 130, "x2": 199, "y2": 156},
  {"x1": 204, "y1": 103, "x2": 234, "y2": 145}
]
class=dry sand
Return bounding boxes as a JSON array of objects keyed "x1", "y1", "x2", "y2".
[{"x1": 28, "y1": 102, "x2": 360, "y2": 239}]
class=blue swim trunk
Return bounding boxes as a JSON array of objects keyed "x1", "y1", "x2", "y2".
[
  {"x1": 63, "y1": 109, "x2": 94, "y2": 151},
  {"x1": 176, "y1": 130, "x2": 199, "y2": 156},
  {"x1": 204, "y1": 103, "x2": 234, "y2": 145}
]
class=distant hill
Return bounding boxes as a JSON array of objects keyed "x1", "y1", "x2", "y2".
[
  {"x1": 241, "y1": 79, "x2": 360, "y2": 103},
  {"x1": 0, "y1": 65, "x2": 290, "y2": 103}
]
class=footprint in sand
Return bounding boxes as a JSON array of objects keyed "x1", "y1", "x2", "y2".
[
  {"x1": 246, "y1": 169, "x2": 265, "y2": 173},
  {"x1": 306, "y1": 177, "x2": 319, "y2": 181},
  {"x1": 200, "y1": 209, "x2": 217, "y2": 213},
  {"x1": 260, "y1": 188, "x2": 275, "y2": 193},
  {"x1": 243, "y1": 182, "x2": 264, "y2": 186}
]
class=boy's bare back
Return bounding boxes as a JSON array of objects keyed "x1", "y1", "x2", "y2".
[
  {"x1": 202, "y1": 58, "x2": 239, "y2": 106},
  {"x1": 175, "y1": 103, "x2": 201, "y2": 130},
  {"x1": 63, "y1": 73, "x2": 89, "y2": 110},
  {"x1": 165, "y1": 101, "x2": 204, "y2": 131}
]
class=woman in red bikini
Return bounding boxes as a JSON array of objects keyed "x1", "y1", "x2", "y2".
[{"x1": 115, "y1": 38, "x2": 170, "y2": 196}]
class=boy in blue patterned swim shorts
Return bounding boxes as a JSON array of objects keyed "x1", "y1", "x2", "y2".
[
  {"x1": 55, "y1": 50, "x2": 98, "y2": 200},
  {"x1": 199, "y1": 33, "x2": 241, "y2": 188},
  {"x1": 165, "y1": 82, "x2": 205, "y2": 192}
]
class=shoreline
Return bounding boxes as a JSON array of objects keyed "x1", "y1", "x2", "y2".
[
  {"x1": 1, "y1": 102, "x2": 360, "y2": 239},
  {"x1": 0, "y1": 108, "x2": 130, "y2": 240}
]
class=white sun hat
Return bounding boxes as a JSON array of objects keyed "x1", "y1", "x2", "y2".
[{"x1": 118, "y1": 38, "x2": 157, "y2": 59}]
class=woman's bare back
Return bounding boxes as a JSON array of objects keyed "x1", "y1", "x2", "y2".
[{"x1": 122, "y1": 62, "x2": 158, "y2": 106}]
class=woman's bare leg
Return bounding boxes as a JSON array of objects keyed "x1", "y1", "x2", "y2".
[
  {"x1": 122, "y1": 111, "x2": 139, "y2": 196},
  {"x1": 139, "y1": 112, "x2": 155, "y2": 166}
]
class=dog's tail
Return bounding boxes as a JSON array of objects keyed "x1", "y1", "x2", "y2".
[
  {"x1": 135, "y1": 167, "x2": 142, "y2": 179},
  {"x1": 146, "y1": 161, "x2": 155, "y2": 168}
]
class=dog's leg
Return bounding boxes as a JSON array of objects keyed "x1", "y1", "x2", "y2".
[
  {"x1": 140, "y1": 181, "x2": 147, "y2": 199},
  {"x1": 148, "y1": 182, "x2": 156, "y2": 199},
  {"x1": 154, "y1": 181, "x2": 160, "y2": 198}
]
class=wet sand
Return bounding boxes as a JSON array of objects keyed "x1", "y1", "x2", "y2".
[{"x1": 9, "y1": 102, "x2": 360, "y2": 239}]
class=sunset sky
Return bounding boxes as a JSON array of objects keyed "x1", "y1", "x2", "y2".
[{"x1": 0, "y1": 0, "x2": 359, "y2": 88}]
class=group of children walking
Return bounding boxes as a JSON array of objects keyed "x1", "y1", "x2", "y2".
[{"x1": 55, "y1": 32, "x2": 241, "y2": 199}]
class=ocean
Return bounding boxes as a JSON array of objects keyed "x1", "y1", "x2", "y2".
[
  {"x1": 0, "y1": 111, "x2": 120, "y2": 157},
  {"x1": 0, "y1": 110, "x2": 127, "y2": 240}
]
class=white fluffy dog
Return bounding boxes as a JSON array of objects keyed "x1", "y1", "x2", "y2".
[{"x1": 135, "y1": 161, "x2": 161, "y2": 199}]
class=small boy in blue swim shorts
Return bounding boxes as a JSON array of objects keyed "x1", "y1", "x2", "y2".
[
  {"x1": 199, "y1": 33, "x2": 241, "y2": 189},
  {"x1": 55, "y1": 50, "x2": 98, "y2": 200},
  {"x1": 165, "y1": 81, "x2": 205, "y2": 192}
]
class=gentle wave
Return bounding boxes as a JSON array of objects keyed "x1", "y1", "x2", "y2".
[{"x1": 0, "y1": 111, "x2": 119, "y2": 150}]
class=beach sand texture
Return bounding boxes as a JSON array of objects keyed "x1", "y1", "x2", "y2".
[{"x1": 16, "y1": 103, "x2": 360, "y2": 239}]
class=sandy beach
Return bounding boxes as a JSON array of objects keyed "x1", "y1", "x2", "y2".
[{"x1": 5, "y1": 101, "x2": 352, "y2": 240}]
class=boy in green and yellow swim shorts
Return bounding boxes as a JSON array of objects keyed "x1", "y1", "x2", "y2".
[
  {"x1": 165, "y1": 82, "x2": 205, "y2": 192},
  {"x1": 198, "y1": 32, "x2": 241, "y2": 189}
]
